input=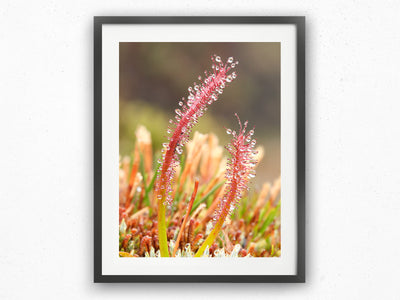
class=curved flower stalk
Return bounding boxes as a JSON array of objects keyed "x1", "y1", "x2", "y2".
[
  {"x1": 154, "y1": 55, "x2": 239, "y2": 257},
  {"x1": 195, "y1": 115, "x2": 258, "y2": 257}
]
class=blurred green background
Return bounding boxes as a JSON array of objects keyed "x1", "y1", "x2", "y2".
[{"x1": 119, "y1": 42, "x2": 280, "y2": 185}]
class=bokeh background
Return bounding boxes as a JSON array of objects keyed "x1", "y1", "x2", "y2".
[{"x1": 119, "y1": 42, "x2": 281, "y2": 185}]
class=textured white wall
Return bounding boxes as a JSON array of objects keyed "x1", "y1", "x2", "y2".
[{"x1": 1, "y1": 1, "x2": 399, "y2": 299}]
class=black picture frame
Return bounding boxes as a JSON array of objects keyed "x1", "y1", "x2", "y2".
[{"x1": 94, "y1": 16, "x2": 305, "y2": 283}]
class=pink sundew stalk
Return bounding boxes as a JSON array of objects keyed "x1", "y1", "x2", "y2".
[
  {"x1": 195, "y1": 114, "x2": 258, "y2": 257},
  {"x1": 155, "y1": 55, "x2": 238, "y2": 257}
]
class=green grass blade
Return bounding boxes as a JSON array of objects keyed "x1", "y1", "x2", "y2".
[{"x1": 190, "y1": 181, "x2": 224, "y2": 214}]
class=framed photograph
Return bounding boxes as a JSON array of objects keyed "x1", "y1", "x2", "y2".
[{"x1": 94, "y1": 16, "x2": 305, "y2": 282}]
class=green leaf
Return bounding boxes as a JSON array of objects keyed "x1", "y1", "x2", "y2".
[
  {"x1": 119, "y1": 219, "x2": 127, "y2": 235},
  {"x1": 190, "y1": 181, "x2": 224, "y2": 214},
  {"x1": 240, "y1": 196, "x2": 248, "y2": 218},
  {"x1": 139, "y1": 153, "x2": 147, "y2": 185},
  {"x1": 259, "y1": 202, "x2": 281, "y2": 236},
  {"x1": 143, "y1": 171, "x2": 157, "y2": 212}
]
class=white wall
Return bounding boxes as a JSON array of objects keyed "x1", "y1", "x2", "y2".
[{"x1": 1, "y1": 1, "x2": 399, "y2": 299}]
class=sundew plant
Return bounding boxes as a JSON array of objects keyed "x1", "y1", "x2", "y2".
[{"x1": 119, "y1": 55, "x2": 281, "y2": 258}]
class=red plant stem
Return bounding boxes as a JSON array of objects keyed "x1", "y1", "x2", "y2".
[
  {"x1": 195, "y1": 115, "x2": 257, "y2": 257},
  {"x1": 172, "y1": 180, "x2": 199, "y2": 257},
  {"x1": 125, "y1": 152, "x2": 139, "y2": 208},
  {"x1": 194, "y1": 152, "x2": 240, "y2": 257},
  {"x1": 157, "y1": 71, "x2": 227, "y2": 197},
  {"x1": 155, "y1": 55, "x2": 238, "y2": 257}
]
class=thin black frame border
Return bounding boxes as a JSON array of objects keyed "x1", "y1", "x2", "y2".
[{"x1": 94, "y1": 16, "x2": 305, "y2": 283}]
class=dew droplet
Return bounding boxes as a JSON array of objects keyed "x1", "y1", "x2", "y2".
[
  {"x1": 227, "y1": 57, "x2": 234, "y2": 63},
  {"x1": 215, "y1": 56, "x2": 221, "y2": 62},
  {"x1": 178, "y1": 101, "x2": 183, "y2": 106},
  {"x1": 226, "y1": 129, "x2": 232, "y2": 134}
]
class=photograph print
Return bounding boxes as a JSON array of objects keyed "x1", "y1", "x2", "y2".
[{"x1": 118, "y1": 43, "x2": 281, "y2": 258}]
